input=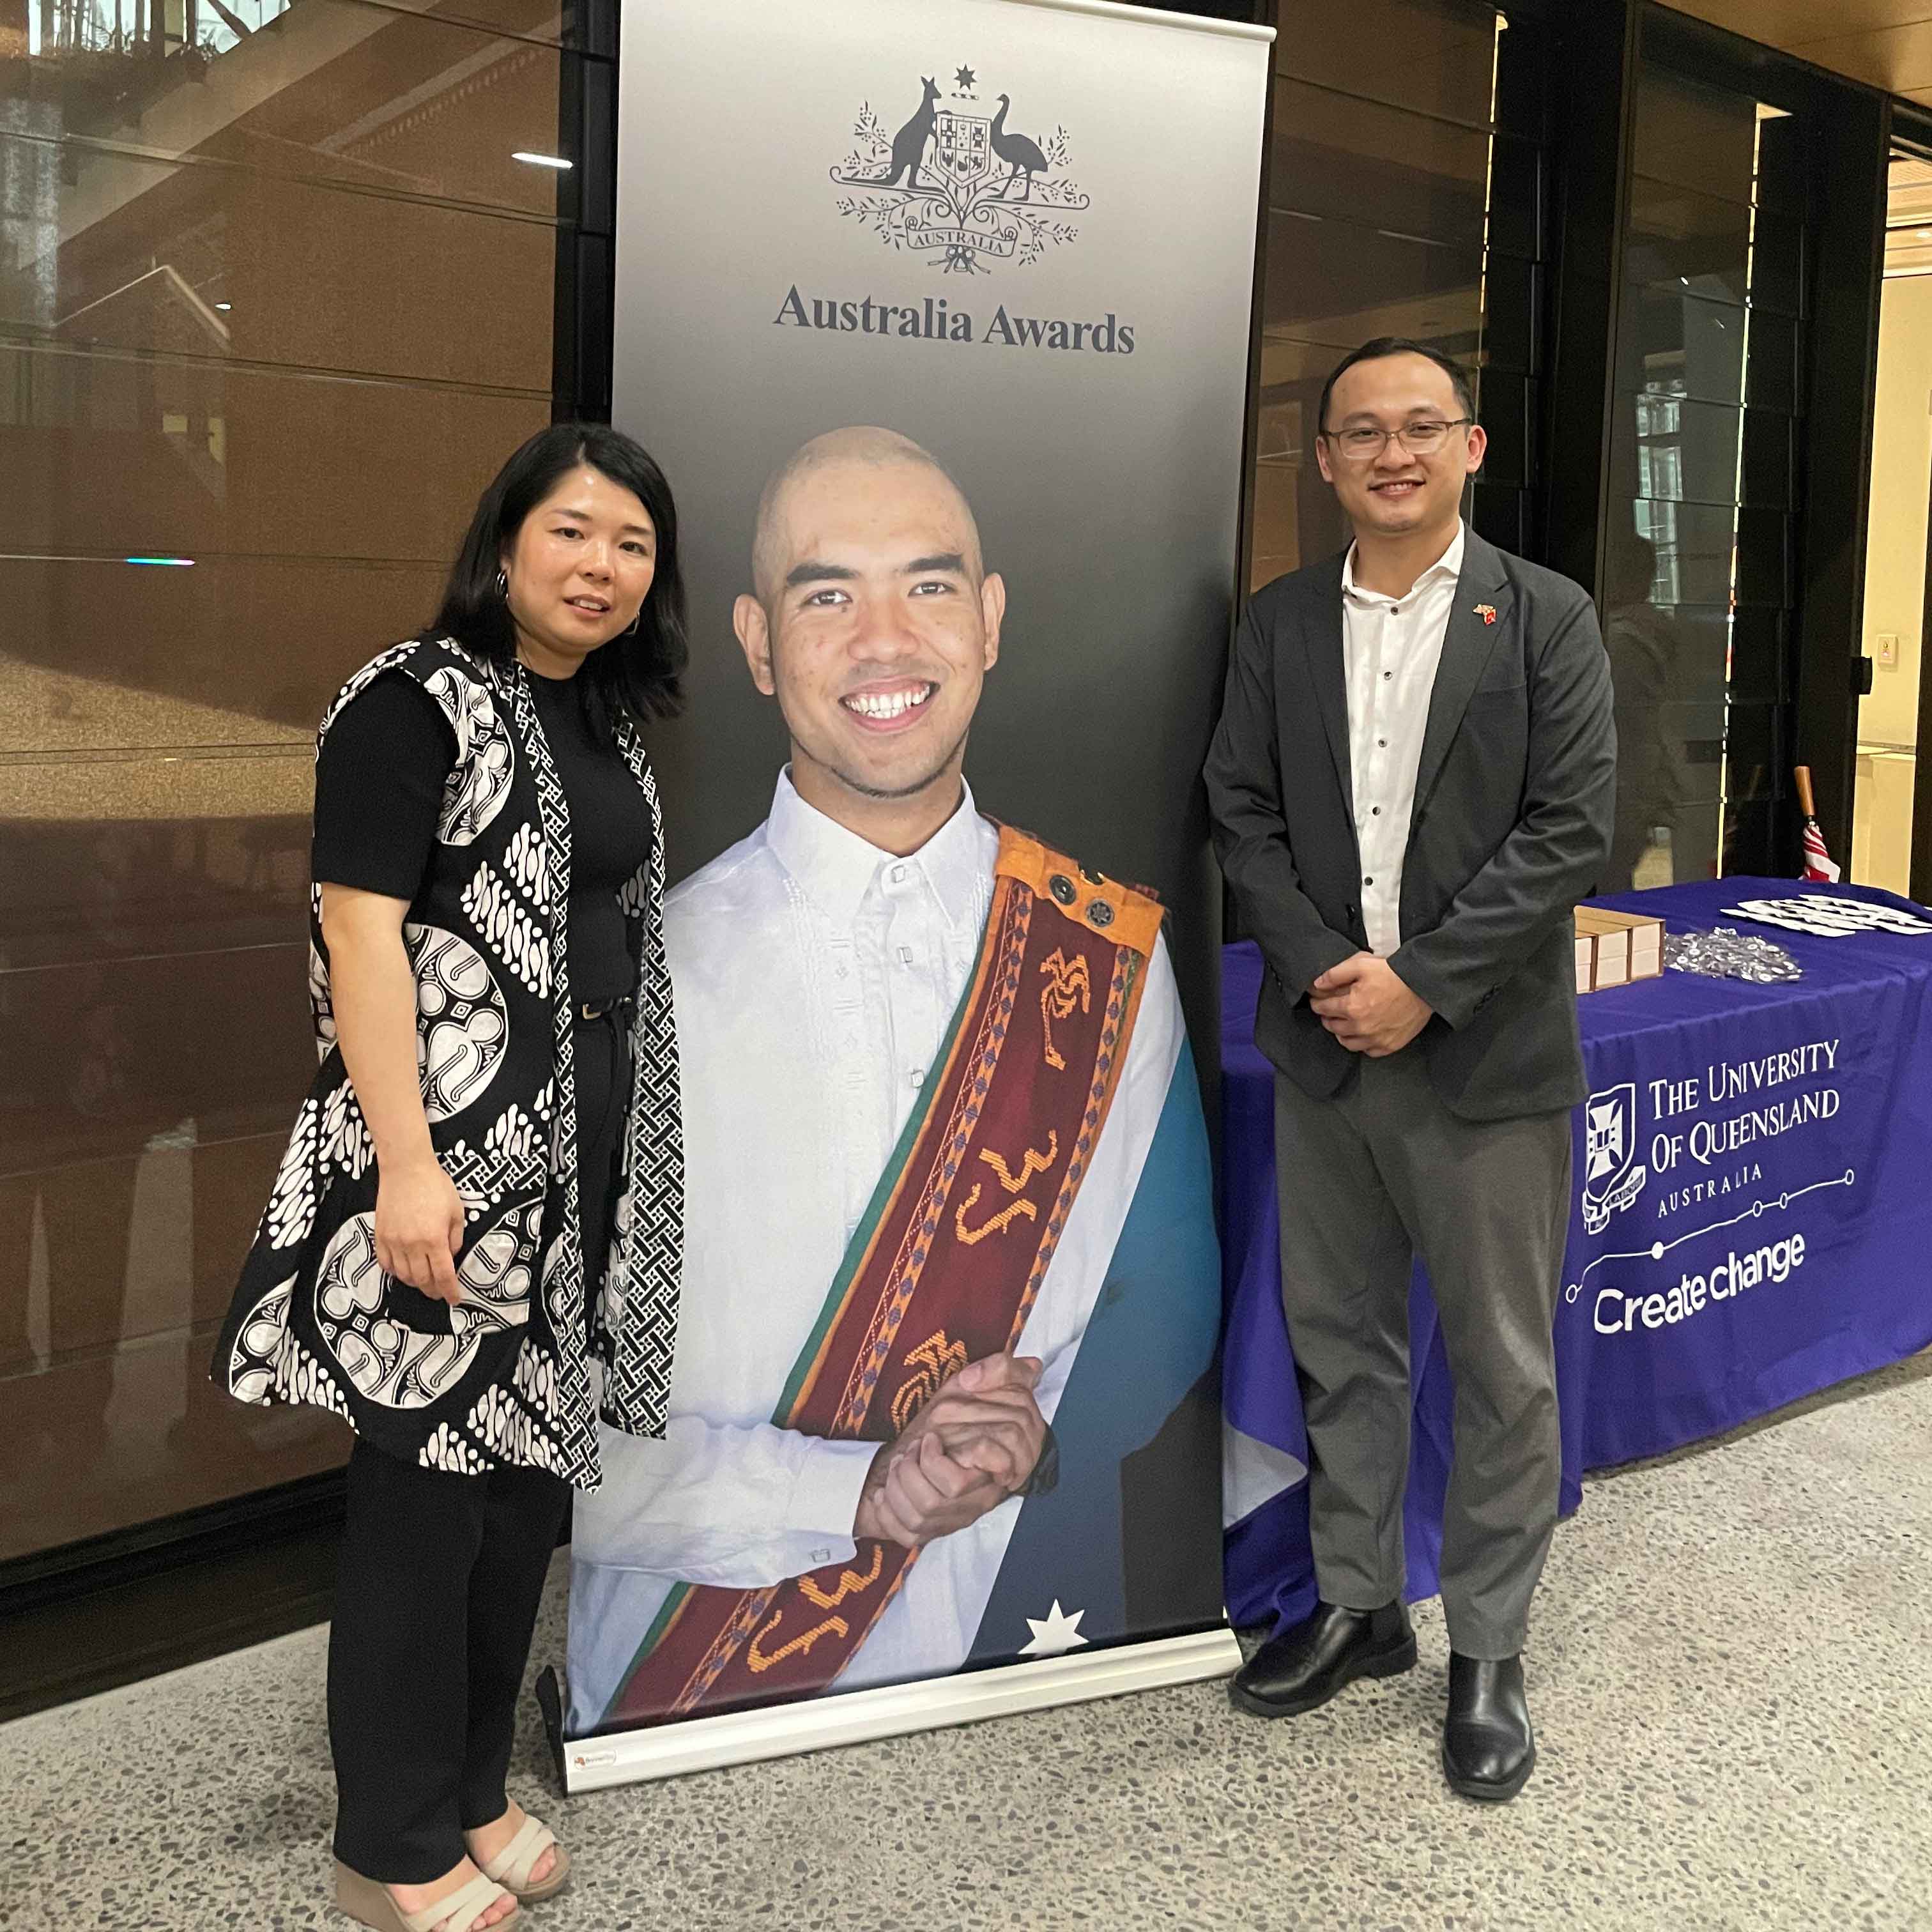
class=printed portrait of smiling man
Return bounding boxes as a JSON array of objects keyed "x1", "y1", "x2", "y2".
[
  {"x1": 565, "y1": 427, "x2": 1221, "y2": 1735},
  {"x1": 737, "y1": 423, "x2": 1004, "y2": 824}
]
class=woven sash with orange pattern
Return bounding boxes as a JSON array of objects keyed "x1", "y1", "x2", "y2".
[{"x1": 599, "y1": 827, "x2": 1163, "y2": 1731}]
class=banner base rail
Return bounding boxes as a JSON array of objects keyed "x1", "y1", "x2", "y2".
[{"x1": 551, "y1": 1626, "x2": 1239, "y2": 1793}]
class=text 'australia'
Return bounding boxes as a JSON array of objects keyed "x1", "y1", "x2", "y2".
[{"x1": 774, "y1": 286, "x2": 1136, "y2": 354}]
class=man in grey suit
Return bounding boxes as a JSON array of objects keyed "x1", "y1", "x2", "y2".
[{"x1": 1204, "y1": 337, "x2": 1614, "y2": 1802}]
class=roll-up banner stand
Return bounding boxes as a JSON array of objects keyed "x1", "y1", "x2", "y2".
[{"x1": 549, "y1": 0, "x2": 1273, "y2": 1791}]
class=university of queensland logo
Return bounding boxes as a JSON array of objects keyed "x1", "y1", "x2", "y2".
[
  {"x1": 831, "y1": 64, "x2": 1091, "y2": 273},
  {"x1": 1582, "y1": 1082, "x2": 1646, "y2": 1234}
]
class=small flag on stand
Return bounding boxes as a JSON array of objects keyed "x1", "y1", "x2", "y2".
[{"x1": 1795, "y1": 765, "x2": 1841, "y2": 883}]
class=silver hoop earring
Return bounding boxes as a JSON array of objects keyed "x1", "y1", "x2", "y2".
[
  {"x1": 494, "y1": 569, "x2": 509, "y2": 598},
  {"x1": 620, "y1": 611, "x2": 641, "y2": 638}
]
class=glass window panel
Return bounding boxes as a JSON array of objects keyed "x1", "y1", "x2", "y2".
[
  {"x1": 1264, "y1": 210, "x2": 1482, "y2": 360},
  {"x1": 1258, "y1": 334, "x2": 1363, "y2": 388},
  {"x1": 1619, "y1": 395, "x2": 1743, "y2": 509},
  {"x1": 3, "y1": 0, "x2": 593, "y2": 75},
  {"x1": 4, "y1": 0, "x2": 567, "y2": 1581},
  {"x1": 1623, "y1": 498, "x2": 1739, "y2": 607},
  {"x1": 0, "y1": 136, "x2": 556, "y2": 390},
  {"x1": 1250, "y1": 411, "x2": 1350, "y2": 583},
  {"x1": 0, "y1": 1303, "x2": 343, "y2": 1563},
  {"x1": 1269, "y1": 77, "x2": 1491, "y2": 250},
  {"x1": 0, "y1": 946, "x2": 312, "y2": 1175},
  {"x1": 0, "y1": 930, "x2": 337, "y2": 1554},
  {"x1": 2, "y1": 22, "x2": 582, "y2": 218},
  {"x1": 1631, "y1": 68, "x2": 1759, "y2": 208},
  {"x1": 1248, "y1": 451, "x2": 1311, "y2": 592},
  {"x1": 1664, "y1": 809, "x2": 1723, "y2": 887},
  {"x1": 1676, "y1": 716, "x2": 1729, "y2": 792},
  {"x1": 1275, "y1": 0, "x2": 1502, "y2": 132},
  {"x1": 1649, "y1": 606, "x2": 1733, "y2": 705},
  {"x1": 1627, "y1": 175, "x2": 1752, "y2": 305},
  {"x1": 1618, "y1": 289, "x2": 1746, "y2": 405},
  {"x1": 0, "y1": 806, "x2": 309, "y2": 971},
  {"x1": 1, "y1": 344, "x2": 548, "y2": 567}
]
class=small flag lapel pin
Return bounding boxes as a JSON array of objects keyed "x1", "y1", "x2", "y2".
[{"x1": 1475, "y1": 603, "x2": 1497, "y2": 625}]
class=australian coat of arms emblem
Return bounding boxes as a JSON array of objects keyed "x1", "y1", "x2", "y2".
[{"x1": 832, "y1": 65, "x2": 1091, "y2": 273}]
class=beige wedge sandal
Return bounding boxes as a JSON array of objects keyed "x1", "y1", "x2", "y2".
[
  {"x1": 476, "y1": 1815, "x2": 571, "y2": 1905},
  {"x1": 335, "y1": 1859, "x2": 521, "y2": 1932}
]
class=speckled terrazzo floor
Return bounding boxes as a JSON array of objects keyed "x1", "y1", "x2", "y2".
[{"x1": 6, "y1": 1352, "x2": 1929, "y2": 1932}]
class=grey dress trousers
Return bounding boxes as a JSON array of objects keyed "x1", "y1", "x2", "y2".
[{"x1": 1273, "y1": 1050, "x2": 1572, "y2": 1657}]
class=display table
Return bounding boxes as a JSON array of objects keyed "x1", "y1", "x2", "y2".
[{"x1": 1222, "y1": 878, "x2": 1932, "y2": 1633}]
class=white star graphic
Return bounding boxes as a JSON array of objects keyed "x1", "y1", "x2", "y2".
[{"x1": 1020, "y1": 1599, "x2": 1088, "y2": 1657}]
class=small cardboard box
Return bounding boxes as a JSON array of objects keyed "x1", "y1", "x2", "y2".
[{"x1": 1574, "y1": 903, "x2": 1666, "y2": 995}]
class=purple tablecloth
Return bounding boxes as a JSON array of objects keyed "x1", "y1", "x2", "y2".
[{"x1": 1222, "y1": 877, "x2": 1932, "y2": 1632}]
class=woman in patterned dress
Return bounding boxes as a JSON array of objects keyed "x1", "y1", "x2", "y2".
[{"x1": 214, "y1": 424, "x2": 687, "y2": 1932}]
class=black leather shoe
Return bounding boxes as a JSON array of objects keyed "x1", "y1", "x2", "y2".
[
  {"x1": 1441, "y1": 1653, "x2": 1536, "y2": 1801},
  {"x1": 1230, "y1": 1600, "x2": 1416, "y2": 1718}
]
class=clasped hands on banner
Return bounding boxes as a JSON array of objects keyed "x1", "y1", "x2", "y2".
[{"x1": 852, "y1": 1353, "x2": 1048, "y2": 1549}]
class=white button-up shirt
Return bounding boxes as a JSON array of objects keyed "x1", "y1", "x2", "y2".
[
  {"x1": 569, "y1": 770, "x2": 1186, "y2": 1733},
  {"x1": 1344, "y1": 521, "x2": 1460, "y2": 958},
  {"x1": 1342, "y1": 521, "x2": 1464, "y2": 958}
]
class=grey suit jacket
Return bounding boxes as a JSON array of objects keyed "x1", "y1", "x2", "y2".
[{"x1": 1204, "y1": 528, "x2": 1616, "y2": 1123}]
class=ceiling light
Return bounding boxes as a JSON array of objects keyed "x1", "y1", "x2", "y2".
[
  {"x1": 215, "y1": 301, "x2": 231, "y2": 310},
  {"x1": 512, "y1": 151, "x2": 572, "y2": 170},
  {"x1": 126, "y1": 556, "x2": 195, "y2": 567}
]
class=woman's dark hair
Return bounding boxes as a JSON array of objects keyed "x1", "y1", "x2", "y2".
[
  {"x1": 1317, "y1": 337, "x2": 1478, "y2": 436},
  {"x1": 433, "y1": 421, "x2": 687, "y2": 732}
]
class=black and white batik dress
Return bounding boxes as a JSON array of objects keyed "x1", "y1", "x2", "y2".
[{"x1": 213, "y1": 636, "x2": 684, "y2": 1487}]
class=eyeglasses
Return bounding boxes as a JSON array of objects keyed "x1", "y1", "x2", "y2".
[{"x1": 1322, "y1": 418, "x2": 1473, "y2": 461}]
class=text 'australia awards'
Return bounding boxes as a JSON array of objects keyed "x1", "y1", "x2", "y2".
[{"x1": 774, "y1": 286, "x2": 1135, "y2": 354}]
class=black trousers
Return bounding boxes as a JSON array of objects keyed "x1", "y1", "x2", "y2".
[{"x1": 329, "y1": 1009, "x2": 631, "y2": 1883}]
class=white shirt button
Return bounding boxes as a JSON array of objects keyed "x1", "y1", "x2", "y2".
[{"x1": 909, "y1": 1070, "x2": 924, "y2": 1090}]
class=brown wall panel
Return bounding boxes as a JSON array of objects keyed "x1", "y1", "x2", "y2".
[
  {"x1": 1, "y1": 555, "x2": 448, "y2": 731},
  {"x1": 0, "y1": 349, "x2": 548, "y2": 562}
]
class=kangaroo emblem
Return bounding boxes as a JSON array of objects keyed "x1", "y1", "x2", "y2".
[{"x1": 877, "y1": 77, "x2": 940, "y2": 189}]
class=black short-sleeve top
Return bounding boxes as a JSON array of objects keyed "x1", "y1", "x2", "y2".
[{"x1": 313, "y1": 666, "x2": 651, "y2": 1005}]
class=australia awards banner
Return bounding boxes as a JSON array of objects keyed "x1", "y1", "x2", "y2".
[{"x1": 556, "y1": 0, "x2": 1273, "y2": 1784}]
